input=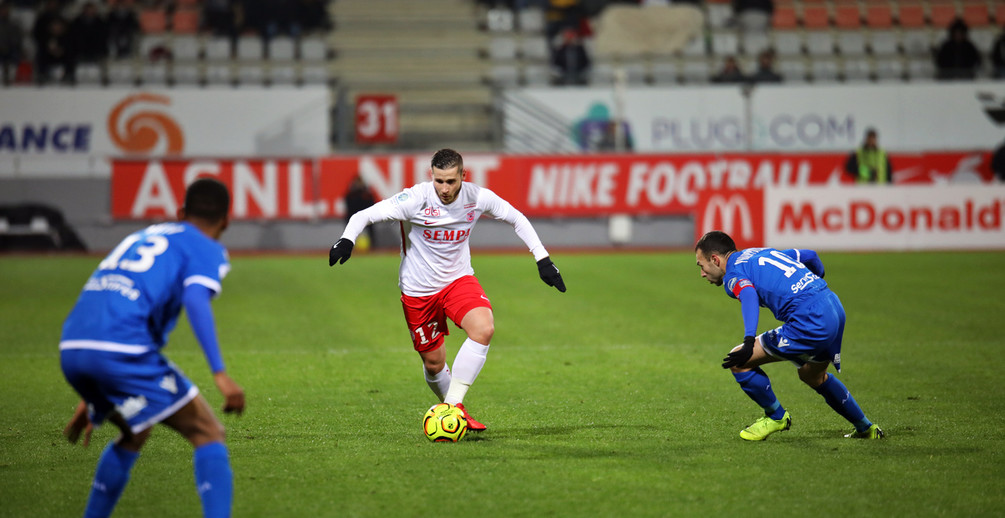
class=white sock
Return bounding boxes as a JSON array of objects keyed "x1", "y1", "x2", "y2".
[
  {"x1": 444, "y1": 338, "x2": 489, "y2": 405},
  {"x1": 424, "y1": 364, "x2": 451, "y2": 402}
]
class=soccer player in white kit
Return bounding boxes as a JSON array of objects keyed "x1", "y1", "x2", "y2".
[{"x1": 328, "y1": 149, "x2": 566, "y2": 430}]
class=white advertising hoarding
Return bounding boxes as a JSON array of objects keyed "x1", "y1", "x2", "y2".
[
  {"x1": 765, "y1": 185, "x2": 1005, "y2": 250},
  {"x1": 507, "y1": 82, "x2": 1005, "y2": 153},
  {"x1": 0, "y1": 88, "x2": 329, "y2": 158}
]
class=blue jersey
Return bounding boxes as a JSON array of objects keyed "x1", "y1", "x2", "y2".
[
  {"x1": 61, "y1": 222, "x2": 229, "y2": 352},
  {"x1": 723, "y1": 248, "x2": 828, "y2": 328}
]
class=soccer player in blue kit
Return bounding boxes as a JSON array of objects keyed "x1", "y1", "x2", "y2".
[
  {"x1": 694, "y1": 230, "x2": 883, "y2": 441},
  {"x1": 60, "y1": 178, "x2": 245, "y2": 517}
]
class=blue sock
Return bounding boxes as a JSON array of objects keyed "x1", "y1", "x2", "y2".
[
  {"x1": 194, "y1": 441, "x2": 233, "y2": 518},
  {"x1": 815, "y1": 374, "x2": 872, "y2": 432},
  {"x1": 734, "y1": 368, "x2": 786, "y2": 420},
  {"x1": 84, "y1": 441, "x2": 140, "y2": 518}
]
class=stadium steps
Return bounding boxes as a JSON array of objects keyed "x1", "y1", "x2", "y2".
[{"x1": 328, "y1": 0, "x2": 496, "y2": 151}]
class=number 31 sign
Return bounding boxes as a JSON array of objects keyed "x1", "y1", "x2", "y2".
[{"x1": 355, "y1": 94, "x2": 398, "y2": 145}]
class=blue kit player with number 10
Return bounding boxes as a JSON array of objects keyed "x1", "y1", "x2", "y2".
[
  {"x1": 695, "y1": 230, "x2": 883, "y2": 441},
  {"x1": 60, "y1": 178, "x2": 245, "y2": 518}
]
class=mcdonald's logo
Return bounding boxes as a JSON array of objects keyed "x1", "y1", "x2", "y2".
[
  {"x1": 695, "y1": 189, "x2": 764, "y2": 249},
  {"x1": 702, "y1": 194, "x2": 754, "y2": 241}
]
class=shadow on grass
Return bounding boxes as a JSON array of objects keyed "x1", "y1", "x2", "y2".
[
  {"x1": 486, "y1": 423, "x2": 661, "y2": 440},
  {"x1": 758, "y1": 427, "x2": 985, "y2": 456}
]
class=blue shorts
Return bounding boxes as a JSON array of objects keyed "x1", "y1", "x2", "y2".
[
  {"x1": 759, "y1": 291, "x2": 846, "y2": 372},
  {"x1": 60, "y1": 347, "x2": 199, "y2": 434}
]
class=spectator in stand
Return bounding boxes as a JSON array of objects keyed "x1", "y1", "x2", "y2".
[
  {"x1": 0, "y1": 1, "x2": 25, "y2": 85},
  {"x1": 732, "y1": 0, "x2": 772, "y2": 34},
  {"x1": 33, "y1": 1, "x2": 75, "y2": 84},
  {"x1": 242, "y1": 0, "x2": 300, "y2": 43},
  {"x1": 844, "y1": 128, "x2": 892, "y2": 184},
  {"x1": 748, "y1": 48, "x2": 782, "y2": 83},
  {"x1": 711, "y1": 55, "x2": 747, "y2": 83},
  {"x1": 990, "y1": 26, "x2": 1005, "y2": 79},
  {"x1": 935, "y1": 17, "x2": 982, "y2": 80},
  {"x1": 202, "y1": 0, "x2": 238, "y2": 39},
  {"x1": 70, "y1": 2, "x2": 108, "y2": 64},
  {"x1": 32, "y1": 0, "x2": 63, "y2": 55},
  {"x1": 296, "y1": 0, "x2": 333, "y2": 34},
  {"x1": 545, "y1": 0, "x2": 587, "y2": 75},
  {"x1": 106, "y1": 0, "x2": 139, "y2": 59},
  {"x1": 551, "y1": 26, "x2": 590, "y2": 85}
]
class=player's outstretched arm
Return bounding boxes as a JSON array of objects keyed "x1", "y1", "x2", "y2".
[
  {"x1": 182, "y1": 284, "x2": 243, "y2": 414},
  {"x1": 64, "y1": 399, "x2": 93, "y2": 447},
  {"x1": 537, "y1": 257, "x2": 566, "y2": 292},
  {"x1": 213, "y1": 372, "x2": 245, "y2": 415},
  {"x1": 328, "y1": 238, "x2": 354, "y2": 266}
]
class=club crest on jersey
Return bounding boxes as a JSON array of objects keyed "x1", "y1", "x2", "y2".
[{"x1": 466, "y1": 210, "x2": 475, "y2": 222}]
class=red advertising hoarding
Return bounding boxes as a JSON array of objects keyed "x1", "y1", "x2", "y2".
[
  {"x1": 112, "y1": 159, "x2": 318, "y2": 220},
  {"x1": 111, "y1": 151, "x2": 994, "y2": 220}
]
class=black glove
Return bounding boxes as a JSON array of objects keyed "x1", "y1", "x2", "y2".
[
  {"x1": 722, "y1": 336, "x2": 755, "y2": 369},
  {"x1": 328, "y1": 238, "x2": 354, "y2": 266},
  {"x1": 537, "y1": 257, "x2": 566, "y2": 293}
]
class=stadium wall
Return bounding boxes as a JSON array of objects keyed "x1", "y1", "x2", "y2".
[
  {"x1": 1, "y1": 85, "x2": 1002, "y2": 252},
  {"x1": 1, "y1": 150, "x2": 997, "y2": 252},
  {"x1": 0, "y1": 176, "x2": 692, "y2": 252}
]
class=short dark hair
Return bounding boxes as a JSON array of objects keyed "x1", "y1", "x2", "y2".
[
  {"x1": 695, "y1": 230, "x2": 736, "y2": 256},
  {"x1": 431, "y1": 148, "x2": 464, "y2": 175},
  {"x1": 183, "y1": 178, "x2": 230, "y2": 223}
]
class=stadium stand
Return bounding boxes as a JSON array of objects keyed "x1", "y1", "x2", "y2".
[
  {"x1": 1, "y1": 0, "x2": 1002, "y2": 148},
  {"x1": 772, "y1": 5, "x2": 800, "y2": 30},
  {"x1": 865, "y1": 4, "x2": 895, "y2": 28},
  {"x1": 170, "y1": 8, "x2": 200, "y2": 34},
  {"x1": 474, "y1": 0, "x2": 1005, "y2": 91}
]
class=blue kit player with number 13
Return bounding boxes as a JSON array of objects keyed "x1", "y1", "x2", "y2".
[
  {"x1": 695, "y1": 230, "x2": 883, "y2": 441},
  {"x1": 60, "y1": 178, "x2": 245, "y2": 518}
]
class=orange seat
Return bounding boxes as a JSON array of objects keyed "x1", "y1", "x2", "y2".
[
  {"x1": 833, "y1": 4, "x2": 862, "y2": 29},
  {"x1": 802, "y1": 5, "x2": 830, "y2": 28},
  {"x1": 772, "y1": 6, "x2": 799, "y2": 29},
  {"x1": 961, "y1": 3, "x2": 990, "y2": 28},
  {"x1": 139, "y1": 9, "x2": 167, "y2": 33},
  {"x1": 896, "y1": 3, "x2": 926, "y2": 28},
  {"x1": 929, "y1": 3, "x2": 959, "y2": 29},
  {"x1": 865, "y1": 5, "x2": 894, "y2": 28},
  {"x1": 171, "y1": 9, "x2": 200, "y2": 33}
]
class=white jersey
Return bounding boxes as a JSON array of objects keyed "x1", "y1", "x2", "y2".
[{"x1": 341, "y1": 181, "x2": 549, "y2": 297}]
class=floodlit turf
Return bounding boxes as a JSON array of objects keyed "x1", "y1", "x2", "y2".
[{"x1": 2, "y1": 249, "x2": 1004, "y2": 517}]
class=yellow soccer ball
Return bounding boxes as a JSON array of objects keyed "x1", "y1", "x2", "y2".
[{"x1": 422, "y1": 403, "x2": 468, "y2": 442}]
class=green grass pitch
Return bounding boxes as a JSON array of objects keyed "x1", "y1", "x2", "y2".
[{"x1": 2, "y1": 249, "x2": 1004, "y2": 517}]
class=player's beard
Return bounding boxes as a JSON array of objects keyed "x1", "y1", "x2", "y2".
[{"x1": 439, "y1": 187, "x2": 460, "y2": 204}]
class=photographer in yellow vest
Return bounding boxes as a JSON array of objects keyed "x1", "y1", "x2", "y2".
[{"x1": 844, "y1": 128, "x2": 892, "y2": 184}]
